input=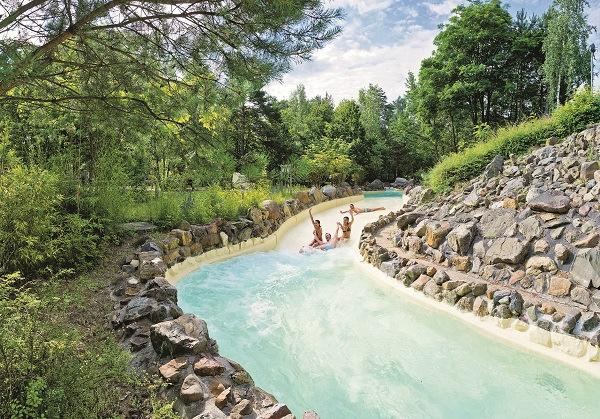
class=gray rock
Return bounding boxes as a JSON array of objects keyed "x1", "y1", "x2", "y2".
[
  {"x1": 581, "y1": 312, "x2": 600, "y2": 332},
  {"x1": 580, "y1": 161, "x2": 599, "y2": 180},
  {"x1": 571, "y1": 248, "x2": 600, "y2": 288},
  {"x1": 518, "y1": 216, "x2": 543, "y2": 240},
  {"x1": 508, "y1": 291, "x2": 524, "y2": 315},
  {"x1": 525, "y1": 256, "x2": 558, "y2": 275},
  {"x1": 559, "y1": 309, "x2": 581, "y2": 333},
  {"x1": 555, "y1": 244, "x2": 571, "y2": 264},
  {"x1": 483, "y1": 154, "x2": 504, "y2": 179},
  {"x1": 479, "y1": 208, "x2": 516, "y2": 239},
  {"x1": 433, "y1": 270, "x2": 450, "y2": 285},
  {"x1": 528, "y1": 192, "x2": 570, "y2": 214},
  {"x1": 114, "y1": 296, "x2": 182, "y2": 325},
  {"x1": 321, "y1": 185, "x2": 337, "y2": 198},
  {"x1": 368, "y1": 179, "x2": 385, "y2": 190},
  {"x1": 447, "y1": 223, "x2": 476, "y2": 255},
  {"x1": 397, "y1": 212, "x2": 423, "y2": 229},
  {"x1": 485, "y1": 237, "x2": 529, "y2": 265},
  {"x1": 150, "y1": 314, "x2": 212, "y2": 356},
  {"x1": 571, "y1": 286, "x2": 592, "y2": 306},
  {"x1": 423, "y1": 280, "x2": 441, "y2": 297},
  {"x1": 380, "y1": 260, "x2": 401, "y2": 278}
]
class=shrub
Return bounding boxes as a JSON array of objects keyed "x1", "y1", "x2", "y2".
[
  {"x1": 0, "y1": 274, "x2": 132, "y2": 418},
  {"x1": 426, "y1": 90, "x2": 600, "y2": 193},
  {"x1": 0, "y1": 166, "x2": 103, "y2": 277}
]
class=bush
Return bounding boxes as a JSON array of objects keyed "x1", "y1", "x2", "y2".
[
  {"x1": 123, "y1": 184, "x2": 302, "y2": 229},
  {"x1": 426, "y1": 91, "x2": 600, "y2": 193},
  {"x1": 0, "y1": 166, "x2": 103, "y2": 277},
  {"x1": 0, "y1": 274, "x2": 132, "y2": 418}
]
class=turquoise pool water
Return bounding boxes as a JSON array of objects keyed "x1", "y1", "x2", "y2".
[{"x1": 177, "y1": 197, "x2": 600, "y2": 418}]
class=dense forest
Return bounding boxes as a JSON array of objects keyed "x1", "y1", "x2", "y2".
[{"x1": 0, "y1": 0, "x2": 596, "y2": 417}]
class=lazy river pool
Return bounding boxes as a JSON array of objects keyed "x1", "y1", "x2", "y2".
[{"x1": 177, "y1": 194, "x2": 600, "y2": 418}]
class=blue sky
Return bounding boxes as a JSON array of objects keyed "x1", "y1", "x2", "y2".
[{"x1": 266, "y1": 0, "x2": 600, "y2": 102}]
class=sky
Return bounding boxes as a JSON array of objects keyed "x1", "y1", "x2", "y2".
[{"x1": 265, "y1": 0, "x2": 600, "y2": 103}]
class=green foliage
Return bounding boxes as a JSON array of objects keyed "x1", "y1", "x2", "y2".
[
  {"x1": 543, "y1": 0, "x2": 592, "y2": 110},
  {"x1": 303, "y1": 137, "x2": 355, "y2": 185},
  {"x1": 426, "y1": 90, "x2": 600, "y2": 193},
  {"x1": 0, "y1": 274, "x2": 133, "y2": 418},
  {"x1": 124, "y1": 186, "x2": 301, "y2": 229},
  {"x1": 0, "y1": 166, "x2": 102, "y2": 277}
]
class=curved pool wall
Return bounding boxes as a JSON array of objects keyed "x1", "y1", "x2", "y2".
[
  {"x1": 166, "y1": 194, "x2": 364, "y2": 284},
  {"x1": 176, "y1": 194, "x2": 600, "y2": 418}
]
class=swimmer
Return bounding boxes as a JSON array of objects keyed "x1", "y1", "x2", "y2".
[
  {"x1": 340, "y1": 203, "x2": 385, "y2": 215},
  {"x1": 340, "y1": 212, "x2": 354, "y2": 240},
  {"x1": 308, "y1": 208, "x2": 323, "y2": 247},
  {"x1": 316, "y1": 223, "x2": 342, "y2": 251}
]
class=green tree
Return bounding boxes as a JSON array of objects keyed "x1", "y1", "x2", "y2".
[
  {"x1": 543, "y1": 0, "x2": 592, "y2": 109},
  {"x1": 327, "y1": 99, "x2": 365, "y2": 144},
  {"x1": 358, "y1": 84, "x2": 388, "y2": 176}
]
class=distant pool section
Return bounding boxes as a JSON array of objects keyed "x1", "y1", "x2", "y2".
[{"x1": 363, "y1": 188, "x2": 404, "y2": 198}]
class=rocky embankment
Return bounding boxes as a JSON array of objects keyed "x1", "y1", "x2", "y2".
[
  {"x1": 360, "y1": 124, "x2": 600, "y2": 357},
  {"x1": 110, "y1": 184, "x2": 359, "y2": 419}
]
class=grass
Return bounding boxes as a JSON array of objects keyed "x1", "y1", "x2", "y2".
[
  {"x1": 426, "y1": 90, "x2": 600, "y2": 194},
  {"x1": 124, "y1": 185, "x2": 305, "y2": 229}
]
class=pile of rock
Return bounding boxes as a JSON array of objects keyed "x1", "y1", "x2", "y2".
[
  {"x1": 360, "y1": 124, "x2": 600, "y2": 347},
  {"x1": 111, "y1": 185, "x2": 363, "y2": 418}
]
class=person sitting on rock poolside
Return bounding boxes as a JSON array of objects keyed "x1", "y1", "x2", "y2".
[
  {"x1": 340, "y1": 203, "x2": 385, "y2": 215},
  {"x1": 308, "y1": 208, "x2": 323, "y2": 247},
  {"x1": 315, "y1": 223, "x2": 342, "y2": 251},
  {"x1": 340, "y1": 212, "x2": 354, "y2": 240}
]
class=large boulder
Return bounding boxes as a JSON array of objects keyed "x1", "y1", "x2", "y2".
[
  {"x1": 397, "y1": 212, "x2": 423, "y2": 229},
  {"x1": 309, "y1": 187, "x2": 327, "y2": 203},
  {"x1": 446, "y1": 223, "x2": 476, "y2": 255},
  {"x1": 485, "y1": 237, "x2": 529, "y2": 265},
  {"x1": 580, "y1": 161, "x2": 599, "y2": 181},
  {"x1": 571, "y1": 248, "x2": 600, "y2": 288},
  {"x1": 138, "y1": 257, "x2": 167, "y2": 281},
  {"x1": 367, "y1": 179, "x2": 385, "y2": 190},
  {"x1": 113, "y1": 296, "x2": 182, "y2": 326},
  {"x1": 479, "y1": 208, "x2": 516, "y2": 239},
  {"x1": 261, "y1": 200, "x2": 282, "y2": 221},
  {"x1": 425, "y1": 221, "x2": 452, "y2": 249},
  {"x1": 150, "y1": 314, "x2": 212, "y2": 356},
  {"x1": 391, "y1": 177, "x2": 409, "y2": 188},
  {"x1": 528, "y1": 192, "x2": 570, "y2": 214},
  {"x1": 483, "y1": 154, "x2": 504, "y2": 179},
  {"x1": 321, "y1": 185, "x2": 337, "y2": 198}
]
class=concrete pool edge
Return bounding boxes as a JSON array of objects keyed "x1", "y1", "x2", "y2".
[
  {"x1": 359, "y1": 209, "x2": 600, "y2": 379},
  {"x1": 358, "y1": 260, "x2": 600, "y2": 379},
  {"x1": 165, "y1": 194, "x2": 364, "y2": 284}
]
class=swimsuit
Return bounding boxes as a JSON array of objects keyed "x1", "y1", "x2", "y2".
[{"x1": 364, "y1": 208, "x2": 373, "y2": 212}]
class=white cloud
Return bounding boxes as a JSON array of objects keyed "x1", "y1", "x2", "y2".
[
  {"x1": 425, "y1": 0, "x2": 461, "y2": 16},
  {"x1": 266, "y1": 26, "x2": 437, "y2": 102},
  {"x1": 328, "y1": 0, "x2": 394, "y2": 14}
]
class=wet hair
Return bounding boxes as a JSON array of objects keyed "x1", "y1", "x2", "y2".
[
  {"x1": 343, "y1": 216, "x2": 349, "y2": 222},
  {"x1": 350, "y1": 204, "x2": 355, "y2": 208},
  {"x1": 315, "y1": 219, "x2": 321, "y2": 225},
  {"x1": 325, "y1": 233, "x2": 332, "y2": 240}
]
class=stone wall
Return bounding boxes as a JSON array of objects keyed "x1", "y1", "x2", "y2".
[
  {"x1": 110, "y1": 184, "x2": 360, "y2": 419},
  {"x1": 359, "y1": 124, "x2": 600, "y2": 363}
]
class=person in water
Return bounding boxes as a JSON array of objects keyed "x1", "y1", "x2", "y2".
[
  {"x1": 340, "y1": 203, "x2": 385, "y2": 216},
  {"x1": 340, "y1": 212, "x2": 354, "y2": 240},
  {"x1": 315, "y1": 222, "x2": 342, "y2": 251},
  {"x1": 308, "y1": 208, "x2": 323, "y2": 247}
]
